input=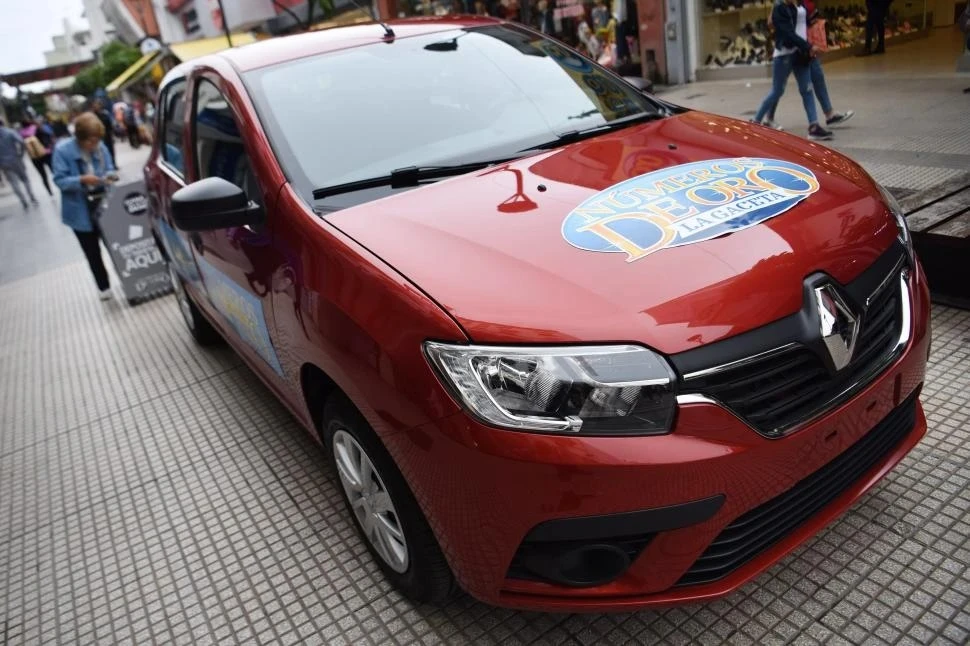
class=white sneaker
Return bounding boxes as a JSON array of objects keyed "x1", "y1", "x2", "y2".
[
  {"x1": 763, "y1": 119, "x2": 785, "y2": 131},
  {"x1": 99, "y1": 289, "x2": 112, "y2": 301}
]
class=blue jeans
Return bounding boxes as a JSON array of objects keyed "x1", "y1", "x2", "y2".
[
  {"x1": 766, "y1": 57, "x2": 833, "y2": 120},
  {"x1": 754, "y1": 54, "x2": 818, "y2": 126}
]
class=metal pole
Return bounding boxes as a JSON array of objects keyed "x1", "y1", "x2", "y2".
[{"x1": 216, "y1": 0, "x2": 234, "y2": 47}]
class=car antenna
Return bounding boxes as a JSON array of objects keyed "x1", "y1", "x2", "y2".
[{"x1": 344, "y1": 0, "x2": 395, "y2": 39}]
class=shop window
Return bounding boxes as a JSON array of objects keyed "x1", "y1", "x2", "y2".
[{"x1": 698, "y1": 0, "x2": 928, "y2": 77}]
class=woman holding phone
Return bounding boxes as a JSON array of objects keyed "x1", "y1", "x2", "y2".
[{"x1": 52, "y1": 112, "x2": 118, "y2": 300}]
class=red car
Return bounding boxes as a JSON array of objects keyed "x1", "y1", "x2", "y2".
[{"x1": 145, "y1": 17, "x2": 930, "y2": 611}]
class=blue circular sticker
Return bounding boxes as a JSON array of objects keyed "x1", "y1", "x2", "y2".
[{"x1": 561, "y1": 157, "x2": 821, "y2": 262}]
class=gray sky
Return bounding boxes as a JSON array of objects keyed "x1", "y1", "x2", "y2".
[{"x1": 0, "y1": 0, "x2": 87, "y2": 74}]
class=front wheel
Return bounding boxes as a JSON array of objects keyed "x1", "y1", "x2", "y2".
[
  {"x1": 325, "y1": 394, "x2": 455, "y2": 603},
  {"x1": 168, "y1": 263, "x2": 221, "y2": 346}
]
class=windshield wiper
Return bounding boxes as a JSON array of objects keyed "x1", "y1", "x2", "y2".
[
  {"x1": 521, "y1": 111, "x2": 667, "y2": 152},
  {"x1": 312, "y1": 158, "x2": 517, "y2": 200}
]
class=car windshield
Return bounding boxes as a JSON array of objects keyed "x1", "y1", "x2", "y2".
[{"x1": 244, "y1": 23, "x2": 662, "y2": 207}]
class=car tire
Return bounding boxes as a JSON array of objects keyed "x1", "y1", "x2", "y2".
[
  {"x1": 324, "y1": 393, "x2": 456, "y2": 604},
  {"x1": 168, "y1": 263, "x2": 221, "y2": 346}
]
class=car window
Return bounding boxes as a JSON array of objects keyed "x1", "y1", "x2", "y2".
[
  {"x1": 161, "y1": 79, "x2": 187, "y2": 176},
  {"x1": 245, "y1": 23, "x2": 658, "y2": 205},
  {"x1": 193, "y1": 79, "x2": 260, "y2": 203}
]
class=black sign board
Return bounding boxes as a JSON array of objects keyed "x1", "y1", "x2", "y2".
[{"x1": 98, "y1": 178, "x2": 172, "y2": 304}]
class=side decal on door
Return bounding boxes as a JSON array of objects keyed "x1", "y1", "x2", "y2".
[
  {"x1": 196, "y1": 255, "x2": 284, "y2": 376},
  {"x1": 158, "y1": 219, "x2": 199, "y2": 282}
]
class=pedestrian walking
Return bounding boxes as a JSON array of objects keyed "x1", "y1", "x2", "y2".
[
  {"x1": 761, "y1": 0, "x2": 855, "y2": 130},
  {"x1": 0, "y1": 118, "x2": 39, "y2": 209},
  {"x1": 20, "y1": 118, "x2": 54, "y2": 196},
  {"x1": 52, "y1": 112, "x2": 118, "y2": 300},
  {"x1": 751, "y1": 0, "x2": 834, "y2": 140},
  {"x1": 859, "y1": 0, "x2": 891, "y2": 55},
  {"x1": 91, "y1": 98, "x2": 117, "y2": 168}
]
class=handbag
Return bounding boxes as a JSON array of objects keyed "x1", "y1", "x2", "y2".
[
  {"x1": 76, "y1": 157, "x2": 106, "y2": 221},
  {"x1": 794, "y1": 48, "x2": 813, "y2": 66},
  {"x1": 807, "y1": 18, "x2": 828, "y2": 52}
]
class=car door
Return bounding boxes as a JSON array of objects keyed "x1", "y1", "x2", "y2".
[
  {"x1": 151, "y1": 78, "x2": 203, "y2": 290},
  {"x1": 186, "y1": 75, "x2": 285, "y2": 380}
]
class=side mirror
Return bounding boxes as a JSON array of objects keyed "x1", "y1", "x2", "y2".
[
  {"x1": 623, "y1": 76, "x2": 655, "y2": 95},
  {"x1": 171, "y1": 176, "x2": 262, "y2": 231}
]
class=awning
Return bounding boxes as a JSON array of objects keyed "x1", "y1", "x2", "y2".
[
  {"x1": 0, "y1": 60, "x2": 94, "y2": 86},
  {"x1": 168, "y1": 33, "x2": 258, "y2": 62},
  {"x1": 106, "y1": 51, "x2": 163, "y2": 94}
]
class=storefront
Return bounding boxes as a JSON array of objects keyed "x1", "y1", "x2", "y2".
[{"x1": 694, "y1": 0, "x2": 934, "y2": 81}]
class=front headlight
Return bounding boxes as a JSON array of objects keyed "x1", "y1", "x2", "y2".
[
  {"x1": 423, "y1": 342, "x2": 677, "y2": 435},
  {"x1": 878, "y1": 184, "x2": 914, "y2": 262}
]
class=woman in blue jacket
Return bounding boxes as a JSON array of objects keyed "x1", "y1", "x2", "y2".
[
  {"x1": 52, "y1": 112, "x2": 118, "y2": 300},
  {"x1": 752, "y1": 0, "x2": 833, "y2": 141}
]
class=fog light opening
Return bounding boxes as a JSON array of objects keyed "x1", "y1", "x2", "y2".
[{"x1": 558, "y1": 544, "x2": 631, "y2": 587}]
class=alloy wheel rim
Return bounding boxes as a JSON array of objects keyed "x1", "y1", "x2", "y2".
[
  {"x1": 168, "y1": 264, "x2": 194, "y2": 330},
  {"x1": 333, "y1": 430, "x2": 409, "y2": 573}
]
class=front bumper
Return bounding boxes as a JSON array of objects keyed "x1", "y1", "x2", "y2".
[{"x1": 382, "y1": 261, "x2": 931, "y2": 611}]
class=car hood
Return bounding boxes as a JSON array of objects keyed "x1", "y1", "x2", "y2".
[{"x1": 324, "y1": 111, "x2": 899, "y2": 354}]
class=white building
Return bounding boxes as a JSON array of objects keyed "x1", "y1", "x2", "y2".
[
  {"x1": 43, "y1": 19, "x2": 98, "y2": 90},
  {"x1": 82, "y1": 0, "x2": 116, "y2": 50}
]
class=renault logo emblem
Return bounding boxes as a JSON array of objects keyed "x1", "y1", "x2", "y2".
[{"x1": 814, "y1": 284, "x2": 859, "y2": 371}]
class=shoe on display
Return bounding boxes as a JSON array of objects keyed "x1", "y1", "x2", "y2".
[
  {"x1": 826, "y1": 110, "x2": 855, "y2": 126},
  {"x1": 99, "y1": 289, "x2": 112, "y2": 301},
  {"x1": 808, "y1": 124, "x2": 834, "y2": 141}
]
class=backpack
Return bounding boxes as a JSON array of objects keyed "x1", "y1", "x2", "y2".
[{"x1": 24, "y1": 136, "x2": 45, "y2": 160}]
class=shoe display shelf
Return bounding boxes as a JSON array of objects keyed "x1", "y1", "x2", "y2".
[
  {"x1": 697, "y1": 1, "x2": 933, "y2": 81},
  {"x1": 698, "y1": 1, "x2": 774, "y2": 81}
]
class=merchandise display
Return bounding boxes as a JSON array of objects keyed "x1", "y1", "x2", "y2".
[
  {"x1": 531, "y1": 0, "x2": 642, "y2": 75},
  {"x1": 817, "y1": 3, "x2": 921, "y2": 50},
  {"x1": 701, "y1": 2, "x2": 774, "y2": 70},
  {"x1": 700, "y1": 0, "x2": 928, "y2": 72}
]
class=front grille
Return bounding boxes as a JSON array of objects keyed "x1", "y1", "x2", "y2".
[
  {"x1": 683, "y1": 265, "x2": 904, "y2": 435},
  {"x1": 676, "y1": 393, "x2": 917, "y2": 587}
]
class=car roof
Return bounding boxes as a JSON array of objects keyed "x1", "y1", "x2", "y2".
[{"x1": 197, "y1": 16, "x2": 504, "y2": 75}]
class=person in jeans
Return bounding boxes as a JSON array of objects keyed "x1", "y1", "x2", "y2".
[
  {"x1": 752, "y1": 0, "x2": 833, "y2": 140},
  {"x1": 52, "y1": 112, "x2": 118, "y2": 300},
  {"x1": 761, "y1": 0, "x2": 854, "y2": 131},
  {"x1": 0, "y1": 118, "x2": 39, "y2": 209}
]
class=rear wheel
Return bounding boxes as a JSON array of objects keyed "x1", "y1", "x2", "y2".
[
  {"x1": 169, "y1": 263, "x2": 221, "y2": 346},
  {"x1": 324, "y1": 394, "x2": 455, "y2": 603}
]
